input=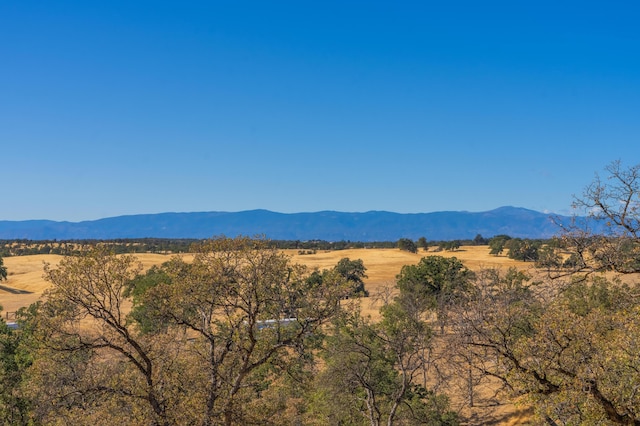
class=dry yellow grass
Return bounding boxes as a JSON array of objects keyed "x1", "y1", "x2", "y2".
[
  {"x1": 1, "y1": 254, "x2": 64, "y2": 315},
  {"x1": 1, "y1": 247, "x2": 528, "y2": 317},
  {"x1": 288, "y1": 246, "x2": 531, "y2": 320}
]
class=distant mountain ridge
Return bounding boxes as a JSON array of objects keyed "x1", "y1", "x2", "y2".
[{"x1": 0, "y1": 207, "x2": 572, "y2": 241}]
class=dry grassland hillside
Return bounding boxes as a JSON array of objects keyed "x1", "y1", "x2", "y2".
[
  {"x1": 1, "y1": 246, "x2": 526, "y2": 319},
  {"x1": 288, "y1": 246, "x2": 530, "y2": 319}
]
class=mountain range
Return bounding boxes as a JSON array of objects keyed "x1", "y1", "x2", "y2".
[{"x1": 0, "y1": 207, "x2": 573, "y2": 241}]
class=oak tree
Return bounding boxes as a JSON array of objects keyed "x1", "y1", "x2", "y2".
[
  {"x1": 25, "y1": 238, "x2": 349, "y2": 426},
  {"x1": 0, "y1": 257, "x2": 6, "y2": 281},
  {"x1": 310, "y1": 304, "x2": 458, "y2": 426}
]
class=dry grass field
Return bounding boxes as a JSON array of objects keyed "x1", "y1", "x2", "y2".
[
  {"x1": 1, "y1": 246, "x2": 528, "y2": 315},
  {"x1": 287, "y1": 246, "x2": 531, "y2": 320},
  {"x1": 0, "y1": 246, "x2": 533, "y2": 424}
]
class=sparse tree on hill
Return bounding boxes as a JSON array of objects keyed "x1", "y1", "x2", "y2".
[{"x1": 305, "y1": 257, "x2": 369, "y2": 298}]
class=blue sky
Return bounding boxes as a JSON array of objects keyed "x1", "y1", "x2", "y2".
[{"x1": 2, "y1": 1, "x2": 639, "y2": 221}]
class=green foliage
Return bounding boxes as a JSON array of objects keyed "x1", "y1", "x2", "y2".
[
  {"x1": 473, "y1": 234, "x2": 488, "y2": 245},
  {"x1": 418, "y1": 236, "x2": 429, "y2": 251},
  {"x1": 521, "y1": 278, "x2": 640, "y2": 424},
  {"x1": 562, "y1": 252, "x2": 586, "y2": 269},
  {"x1": 124, "y1": 264, "x2": 171, "y2": 299},
  {"x1": 22, "y1": 238, "x2": 351, "y2": 425},
  {"x1": 0, "y1": 304, "x2": 35, "y2": 425},
  {"x1": 488, "y1": 234, "x2": 511, "y2": 256},
  {"x1": 0, "y1": 238, "x2": 408, "y2": 258},
  {"x1": 306, "y1": 258, "x2": 369, "y2": 297},
  {"x1": 561, "y1": 276, "x2": 633, "y2": 316},
  {"x1": 534, "y1": 245, "x2": 562, "y2": 269},
  {"x1": 311, "y1": 306, "x2": 458, "y2": 425},
  {"x1": 614, "y1": 237, "x2": 640, "y2": 272},
  {"x1": 333, "y1": 258, "x2": 368, "y2": 296},
  {"x1": 0, "y1": 238, "x2": 199, "y2": 257},
  {"x1": 123, "y1": 264, "x2": 174, "y2": 334},
  {"x1": 505, "y1": 238, "x2": 540, "y2": 262},
  {"x1": 456, "y1": 266, "x2": 640, "y2": 424},
  {"x1": 0, "y1": 257, "x2": 6, "y2": 281},
  {"x1": 438, "y1": 241, "x2": 460, "y2": 251},
  {"x1": 397, "y1": 238, "x2": 418, "y2": 253},
  {"x1": 396, "y1": 256, "x2": 474, "y2": 315}
]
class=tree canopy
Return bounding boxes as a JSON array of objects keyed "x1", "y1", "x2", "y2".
[
  {"x1": 19, "y1": 238, "x2": 351, "y2": 425},
  {"x1": 450, "y1": 161, "x2": 640, "y2": 424},
  {"x1": 397, "y1": 238, "x2": 418, "y2": 253},
  {"x1": 0, "y1": 256, "x2": 6, "y2": 281}
]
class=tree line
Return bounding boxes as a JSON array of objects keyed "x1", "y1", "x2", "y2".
[
  {"x1": 0, "y1": 236, "x2": 571, "y2": 267},
  {"x1": 0, "y1": 234, "x2": 515, "y2": 258}
]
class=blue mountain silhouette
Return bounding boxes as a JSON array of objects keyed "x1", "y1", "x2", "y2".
[{"x1": 0, "y1": 207, "x2": 576, "y2": 241}]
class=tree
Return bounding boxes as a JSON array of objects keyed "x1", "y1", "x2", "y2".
[
  {"x1": 131, "y1": 237, "x2": 349, "y2": 425},
  {"x1": 333, "y1": 258, "x2": 369, "y2": 296},
  {"x1": 524, "y1": 281, "x2": 640, "y2": 424},
  {"x1": 473, "y1": 234, "x2": 488, "y2": 245},
  {"x1": 535, "y1": 245, "x2": 562, "y2": 270},
  {"x1": 452, "y1": 267, "x2": 640, "y2": 424},
  {"x1": 0, "y1": 302, "x2": 39, "y2": 425},
  {"x1": 123, "y1": 264, "x2": 174, "y2": 334},
  {"x1": 0, "y1": 256, "x2": 6, "y2": 281},
  {"x1": 417, "y1": 237, "x2": 429, "y2": 251},
  {"x1": 563, "y1": 160, "x2": 640, "y2": 274},
  {"x1": 30, "y1": 246, "x2": 175, "y2": 425},
  {"x1": 438, "y1": 241, "x2": 460, "y2": 252},
  {"x1": 505, "y1": 238, "x2": 540, "y2": 262},
  {"x1": 310, "y1": 305, "x2": 458, "y2": 426},
  {"x1": 25, "y1": 238, "x2": 349, "y2": 426},
  {"x1": 0, "y1": 304, "x2": 33, "y2": 425},
  {"x1": 397, "y1": 238, "x2": 417, "y2": 253},
  {"x1": 396, "y1": 256, "x2": 474, "y2": 332},
  {"x1": 574, "y1": 160, "x2": 640, "y2": 238},
  {"x1": 306, "y1": 257, "x2": 369, "y2": 297},
  {"x1": 462, "y1": 162, "x2": 640, "y2": 423},
  {"x1": 449, "y1": 268, "x2": 543, "y2": 408},
  {"x1": 488, "y1": 235, "x2": 511, "y2": 256}
]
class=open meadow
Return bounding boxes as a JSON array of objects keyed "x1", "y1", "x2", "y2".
[{"x1": 1, "y1": 246, "x2": 528, "y2": 316}]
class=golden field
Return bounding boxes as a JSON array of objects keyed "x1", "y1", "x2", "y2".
[{"x1": 1, "y1": 246, "x2": 528, "y2": 316}]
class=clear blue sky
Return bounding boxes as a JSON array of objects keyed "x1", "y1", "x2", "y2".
[{"x1": 2, "y1": 1, "x2": 639, "y2": 221}]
